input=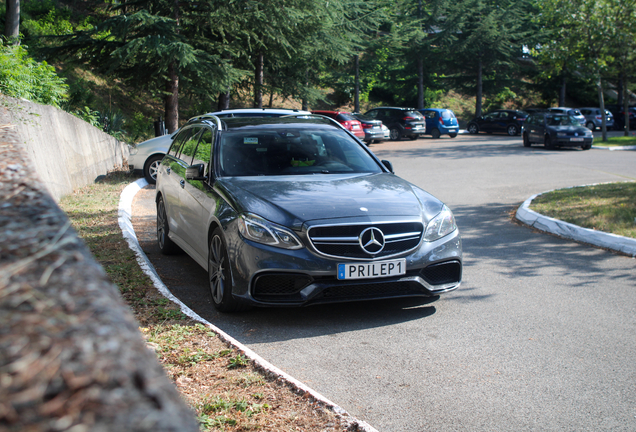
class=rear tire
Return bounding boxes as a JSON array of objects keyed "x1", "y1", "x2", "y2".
[
  {"x1": 507, "y1": 124, "x2": 518, "y2": 136},
  {"x1": 431, "y1": 129, "x2": 441, "y2": 139},
  {"x1": 582, "y1": 144, "x2": 592, "y2": 150},
  {"x1": 449, "y1": 133, "x2": 457, "y2": 138},
  {"x1": 389, "y1": 128, "x2": 401, "y2": 141},
  {"x1": 467, "y1": 123, "x2": 479, "y2": 134},
  {"x1": 157, "y1": 196, "x2": 180, "y2": 255},
  {"x1": 586, "y1": 121, "x2": 595, "y2": 130},
  {"x1": 208, "y1": 228, "x2": 248, "y2": 312},
  {"x1": 523, "y1": 132, "x2": 531, "y2": 147}
]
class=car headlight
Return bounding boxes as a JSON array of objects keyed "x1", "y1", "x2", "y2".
[
  {"x1": 129, "y1": 146, "x2": 139, "y2": 156},
  {"x1": 238, "y1": 213, "x2": 303, "y2": 249},
  {"x1": 424, "y1": 205, "x2": 457, "y2": 242}
]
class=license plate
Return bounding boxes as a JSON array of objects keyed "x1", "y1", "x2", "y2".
[
  {"x1": 448, "y1": 128, "x2": 457, "y2": 132},
  {"x1": 570, "y1": 137, "x2": 584, "y2": 142},
  {"x1": 337, "y1": 259, "x2": 406, "y2": 280}
]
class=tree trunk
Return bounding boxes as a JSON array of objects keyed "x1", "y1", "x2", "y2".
[
  {"x1": 624, "y1": 75, "x2": 630, "y2": 136},
  {"x1": 254, "y1": 52, "x2": 263, "y2": 108},
  {"x1": 218, "y1": 90, "x2": 230, "y2": 111},
  {"x1": 354, "y1": 55, "x2": 360, "y2": 113},
  {"x1": 4, "y1": 0, "x2": 20, "y2": 45},
  {"x1": 417, "y1": 57, "x2": 424, "y2": 109},
  {"x1": 559, "y1": 73, "x2": 566, "y2": 107},
  {"x1": 165, "y1": 62, "x2": 179, "y2": 133},
  {"x1": 475, "y1": 57, "x2": 483, "y2": 117},
  {"x1": 302, "y1": 69, "x2": 310, "y2": 110},
  {"x1": 617, "y1": 77, "x2": 623, "y2": 106},
  {"x1": 597, "y1": 75, "x2": 606, "y2": 142}
]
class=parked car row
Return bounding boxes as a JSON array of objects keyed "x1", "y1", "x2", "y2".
[{"x1": 132, "y1": 103, "x2": 613, "y2": 185}]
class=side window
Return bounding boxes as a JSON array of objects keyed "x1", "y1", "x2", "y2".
[
  {"x1": 500, "y1": 112, "x2": 510, "y2": 119},
  {"x1": 366, "y1": 110, "x2": 377, "y2": 119},
  {"x1": 168, "y1": 128, "x2": 197, "y2": 158},
  {"x1": 484, "y1": 112, "x2": 497, "y2": 120},
  {"x1": 527, "y1": 115, "x2": 534, "y2": 125},
  {"x1": 180, "y1": 127, "x2": 203, "y2": 165},
  {"x1": 192, "y1": 128, "x2": 214, "y2": 176}
]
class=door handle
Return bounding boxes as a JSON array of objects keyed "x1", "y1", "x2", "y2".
[{"x1": 180, "y1": 179, "x2": 185, "y2": 188}]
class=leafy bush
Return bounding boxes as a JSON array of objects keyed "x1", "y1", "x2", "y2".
[{"x1": 0, "y1": 44, "x2": 68, "y2": 107}]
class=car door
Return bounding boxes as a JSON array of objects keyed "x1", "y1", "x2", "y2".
[
  {"x1": 527, "y1": 114, "x2": 543, "y2": 142},
  {"x1": 178, "y1": 126, "x2": 219, "y2": 264},
  {"x1": 480, "y1": 111, "x2": 499, "y2": 132},
  {"x1": 160, "y1": 126, "x2": 200, "y2": 241},
  {"x1": 494, "y1": 111, "x2": 511, "y2": 132}
]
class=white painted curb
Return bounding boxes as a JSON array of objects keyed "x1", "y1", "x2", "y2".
[
  {"x1": 118, "y1": 179, "x2": 378, "y2": 432},
  {"x1": 591, "y1": 144, "x2": 636, "y2": 151},
  {"x1": 515, "y1": 185, "x2": 636, "y2": 257}
]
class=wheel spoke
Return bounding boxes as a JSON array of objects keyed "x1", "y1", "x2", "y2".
[{"x1": 209, "y1": 235, "x2": 226, "y2": 304}]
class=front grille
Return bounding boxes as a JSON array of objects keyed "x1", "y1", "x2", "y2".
[
  {"x1": 420, "y1": 261, "x2": 461, "y2": 286},
  {"x1": 252, "y1": 273, "x2": 312, "y2": 301},
  {"x1": 308, "y1": 222, "x2": 423, "y2": 259}
]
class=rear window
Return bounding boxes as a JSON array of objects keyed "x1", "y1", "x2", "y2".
[
  {"x1": 441, "y1": 110, "x2": 456, "y2": 119},
  {"x1": 336, "y1": 113, "x2": 356, "y2": 121},
  {"x1": 405, "y1": 110, "x2": 424, "y2": 119}
]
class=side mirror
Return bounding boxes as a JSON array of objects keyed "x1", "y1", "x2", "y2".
[
  {"x1": 186, "y1": 163, "x2": 207, "y2": 181},
  {"x1": 381, "y1": 160, "x2": 394, "y2": 174}
]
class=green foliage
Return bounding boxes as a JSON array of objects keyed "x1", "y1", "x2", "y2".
[
  {"x1": 73, "y1": 106, "x2": 101, "y2": 127},
  {"x1": 0, "y1": 44, "x2": 68, "y2": 107}
]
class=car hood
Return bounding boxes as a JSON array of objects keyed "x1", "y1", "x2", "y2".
[{"x1": 216, "y1": 173, "x2": 443, "y2": 230}]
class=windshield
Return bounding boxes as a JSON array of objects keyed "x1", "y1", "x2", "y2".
[
  {"x1": 546, "y1": 115, "x2": 581, "y2": 126},
  {"x1": 219, "y1": 127, "x2": 383, "y2": 176}
]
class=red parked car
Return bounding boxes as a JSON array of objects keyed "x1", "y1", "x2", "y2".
[{"x1": 311, "y1": 110, "x2": 365, "y2": 140}]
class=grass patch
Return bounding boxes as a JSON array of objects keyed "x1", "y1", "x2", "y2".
[
  {"x1": 59, "y1": 171, "x2": 349, "y2": 431},
  {"x1": 530, "y1": 182, "x2": 636, "y2": 239},
  {"x1": 594, "y1": 135, "x2": 636, "y2": 147}
]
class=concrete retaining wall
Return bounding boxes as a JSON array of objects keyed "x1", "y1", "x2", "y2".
[{"x1": 2, "y1": 95, "x2": 129, "y2": 202}]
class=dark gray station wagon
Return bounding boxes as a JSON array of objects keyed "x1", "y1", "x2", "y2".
[{"x1": 156, "y1": 115, "x2": 462, "y2": 311}]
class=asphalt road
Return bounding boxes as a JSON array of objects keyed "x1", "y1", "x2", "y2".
[{"x1": 132, "y1": 132, "x2": 636, "y2": 431}]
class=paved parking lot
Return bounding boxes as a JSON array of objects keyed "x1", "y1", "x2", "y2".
[{"x1": 133, "y1": 133, "x2": 636, "y2": 431}]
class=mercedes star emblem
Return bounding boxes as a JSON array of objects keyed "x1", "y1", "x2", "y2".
[{"x1": 359, "y1": 227, "x2": 385, "y2": 254}]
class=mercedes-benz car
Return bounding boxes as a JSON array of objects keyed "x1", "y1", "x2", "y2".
[
  {"x1": 155, "y1": 115, "x2": 462, "y2": 311},
  {"x1": 129, "y1": 108, "x2": 311, "y2": 183}
]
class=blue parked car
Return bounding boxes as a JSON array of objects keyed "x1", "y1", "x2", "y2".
[{"x1": 418, "y1": 108, "x2": 459, "y2": 138}]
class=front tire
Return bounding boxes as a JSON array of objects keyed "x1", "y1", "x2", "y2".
[
  {"x1": 144, "y1": 154, "x2": 164, "y2": 185},
  {"x1": 431, "y1": 129, "x2": 441, "y2": 139},
  {"x1": 467, "y1": 123, "x2": 479, "y2": 134},
  {"x1": 449, "y1": 133, "x2": 457, "y2": 138},
  {"x1": 582, "y1": 144, "x2": 592, "y2": 150},
  {"x1": 523, "y1": 132, "x2": 531, "y2": 147},
  {"x1": 389, "y1": 128, "x2": 401, "y2": 141},
  {"x1": 544, "y1": 135, "x2": 554, "y2": 150},
  {"x1": 208, "y1": 228, "x2": 246, "y2": 312},
  {"x1": 586, "y1": 121, "x2": 595, "y2": 130},
  {"x1": 507, "y1": 124, "x2": 518, "y2": 136},
  {"x1": 157, "y1": 196, "x2": 180, "y2": 255}
]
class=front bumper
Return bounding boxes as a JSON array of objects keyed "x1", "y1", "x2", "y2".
[
  {"x1": 553, "y1": 136, "x2": 594, "y2": 147},
  {"x1": 226, "y1": 227, "x2": 462, "y2": 307}
]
